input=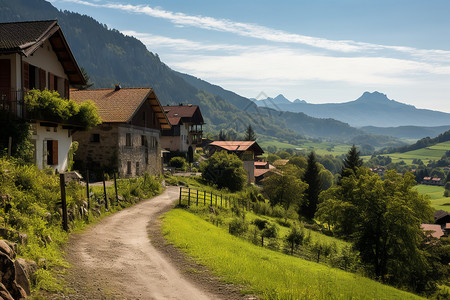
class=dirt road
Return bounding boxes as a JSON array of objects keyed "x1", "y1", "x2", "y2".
[{"x1": 61, "y1": 186, "x2": 229, "y2": 299}]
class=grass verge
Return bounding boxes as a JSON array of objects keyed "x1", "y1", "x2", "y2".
[{"x1": 161, "y1": 208, "x2": 424, "y2": 299}]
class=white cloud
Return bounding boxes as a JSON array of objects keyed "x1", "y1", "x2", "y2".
[
  {"x1": 169, "y1": 49, "x2": 446, "y2": 86},
  {"x1": 121, "y1": 30, "x2": 249, "y2": 52},
  {"x1": 58, "y1": 0, "x2": 450, "y2": 62}
]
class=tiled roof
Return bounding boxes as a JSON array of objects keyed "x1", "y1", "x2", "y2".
[
  {"x1": 71, "y1": 88, "x2": 170, "y2": 128},
  {"x1": 208, "y1": 141, "x2": 263, "y2": 155},
  {"x1": 254, "y1": 168, "x2": 271, "y2": 178},
  {"x1": 0, "y1": 20, "x2": 85, "y2": 85},
  {"x1": 254, "y1": 161, "x2": 269, "y2": 168},
  {"x1": 0, "y1": 20, "x2": 57, "y2": 52},
  {"x1": 163, "y1": 105, "x2": 204, "y2": 126},
  {"x1": 421, "y1": 224, "x2": 444, "y2": 239}
]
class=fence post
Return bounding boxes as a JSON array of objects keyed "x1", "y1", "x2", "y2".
[
  {"x1": 102, "y1": 172, "x2": 108, "y2": 210},
  {"x1": 179, "y1": 187, "x2": 182, "y2": 206},
  {"x1": 86, "y1": 170, "x2": 90, "y2": 210},
  {"x1": 215, "y1": 194, "x2": 217, "y2": 207},
  {"x1": 188, "y1": 188, "x2": 191, "y2": 206},
  {"x1": 7, "y1": 137, "x2": 12, "y2": 159},
  {"x1": 60, "y1": 174, "x2": 68, "y2": 232},
  {"x1": 210, "y1": 192, "x2": 213, "y2": 206},
  {"x1": 114, "y1": 172, "x2": 119, "y2": 206},
  {"x1": 204, "y1": 191, "x2": 206, "y2": 206},
  {"x1": 196, "y1": 190, "x2": 199, "y2": 206}
]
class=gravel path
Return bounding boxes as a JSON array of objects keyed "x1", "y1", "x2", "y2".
[{"x1": 57, "y1": 186, "x2": 243, "y2": 299}]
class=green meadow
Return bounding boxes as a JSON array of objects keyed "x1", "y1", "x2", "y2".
[
  {"x1": 162, "y1": 209, "x2": 424, "y2": 299},
  {"x1": 382, "y1": 141, "x2": 450, "y2": 164},
  {"x1": 414, "y1": 184, "x2": 450, "y2": 212},
  {"x1": 258, "y1": 138, "x2": 351, "y2": 156}
]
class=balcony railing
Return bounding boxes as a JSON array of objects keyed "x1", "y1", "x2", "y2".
[{"x1": 0, "y1": 89, "x2": 26, "y2": 118}]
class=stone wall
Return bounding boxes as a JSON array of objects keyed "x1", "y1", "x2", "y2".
[{"x1": 72, "y1": 123, "x2": 119, "y2": 175}]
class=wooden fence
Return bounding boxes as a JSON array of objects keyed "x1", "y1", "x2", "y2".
[{"x1": 178, "y1": 186, "x2": 251, "y2": 211}]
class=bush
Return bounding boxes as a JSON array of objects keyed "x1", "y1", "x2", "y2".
[
  {"x1": 169, "y1": 156, "x2": 187, "y2": 170},
  {"x1": 229, "y1": 217, "x2": 248, "y2": 236}
]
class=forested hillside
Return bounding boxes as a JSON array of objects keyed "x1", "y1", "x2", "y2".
[
  {"x1": 380, "y1": 129, "x2": 450, "y2": 154},
  {"x1": 0, "y1": 0, "x2": 376, "y2": 141}
]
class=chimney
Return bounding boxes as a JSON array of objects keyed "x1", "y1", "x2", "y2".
[{"x1": 114, "y1": 84, "x2": 121, "y2": 91}]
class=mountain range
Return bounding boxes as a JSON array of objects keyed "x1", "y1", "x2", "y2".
[
  {"x1": 253, "y1": 92, "x2": 450, "y2": 127},
  {"x1": 2, "y1": 0, "x2": 449, "y2": 144}
]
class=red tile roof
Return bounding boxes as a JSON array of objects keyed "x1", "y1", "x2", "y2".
[
  {"x1": 208, "y1": 141, "x2": 263, "y2": 155},
  {"x1": 163, "y1": 105, "x2": 204, "y2": 126},
  {"x1": 71, "y1": 88, "x2": 170, "y2": 129},
  {"x1": 254, "y1": 168, "x2": 271, "y2": 177},
  {"x1": 421, "y1": 224, "x2": 444, "y2": 239}
]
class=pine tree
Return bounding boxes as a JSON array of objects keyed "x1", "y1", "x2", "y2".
[
  {"x1": 301, "y1": 152, "x2": 322, "y2": 219},
  {"x1": 218, "y1": 130, "x2": 227, "y2": 141},
  {"x1": 340, "y1": 145, "x2": 363, "y2": 180},
  {"x1": 244, "y1": 124, "x2": 256, "y2": 141}
]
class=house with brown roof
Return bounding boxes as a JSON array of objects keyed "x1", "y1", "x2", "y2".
[
  {"x1": 161, "y1": 104, "x2": 204, "y2": 158},
  {"x1": 71, "y1": 87, "x2": 170, "y2": 178},
  {"x1": 0, "y1": 20, "x2": 86, "y2": 172},
  {"x1": 205, "y1": 141, "x2": 264, "y2": 184},
  {"x1": 421, "y1": 224, "x2": 445, "y2": 239}
]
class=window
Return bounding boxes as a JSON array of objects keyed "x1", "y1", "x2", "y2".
[
  {"x1": 46, "y1": 140, "x2": 58, "y2": 165},
  {"x1": 126, "y1": 133, "x2": 132, "y2": 147},
  {"x1": 136, "y1": 162, "x2": 140, "y2": 175},
  {"x1": 127, "y1": 161, "x2": 132, "y2": 175},
  {"x1": 141, "y1": 135, "x2": 146, "y2": 146},
  {"x1": 90, "y1": 134, "x2": 100, "y2": 143}
]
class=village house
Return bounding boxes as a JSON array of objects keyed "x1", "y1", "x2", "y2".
[
  {"x1": 254, "y1": 161, "x2": 276, "y2": 185},
  {"x1": 160, "y1": 104, "x2": 204, "y2": 160},
  {"x1": 71, "y1": 87, "x2": 170, "y2": 178},
  {"x1": 422, "y1": 177, "x2": 443, "y2": 186},
  {"x1": 0, "y1": 20, "x2": 86, "y2": 172},
  {"x1": 205, "y1": 141, "x2": 264, "y2": 184}
]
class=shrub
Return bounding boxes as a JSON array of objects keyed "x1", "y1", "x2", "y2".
[
  {"x1": 169, "y1": 156, "x2": 187, "y2": 170},
  {"x1": 229, "y1": 217, "x2": 249, "y2": 236},
  {"x1": 285, "y1": 225, "x2": 305, "y2": 255}
]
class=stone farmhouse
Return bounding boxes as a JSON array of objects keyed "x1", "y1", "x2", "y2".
[
  {"x1": 161, "y1": 104, "x2": 204, "y2": 160},
  {"x1": 0, "y1": 20, "x2": 86, "y2": 172},
  {"x1": 71, "y1": 86, "x2": 170, "y2": 177},
  {"x1": 205, "y1": 141, "x2": 264, "y2": 184}
]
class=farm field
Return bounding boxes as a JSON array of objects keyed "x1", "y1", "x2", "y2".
[
  {"x1": 258, "y1": 137, "x2": 352, "y2": 156},
  {"x1": 414, "y1": 184, "x2": 450, "y2": 212},
  {"x1": 382, "y1": 141, "x2": 450, "y2": 165},
  {"x1": 162, "y1": 209, "x2": 424, "y2": 299}
]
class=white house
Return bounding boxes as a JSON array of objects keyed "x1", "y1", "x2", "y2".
[{"x1": 0, "y1": 20, "x2": 86, "y2": 171}]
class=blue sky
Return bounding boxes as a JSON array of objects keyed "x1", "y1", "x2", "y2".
[{"x1": 49, "y1": 0, "x2": 450, "y2": 113}]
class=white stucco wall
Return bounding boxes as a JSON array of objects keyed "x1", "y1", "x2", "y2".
[{"x1": 31, "y1": 123, "x2": 73, "y2": 172}]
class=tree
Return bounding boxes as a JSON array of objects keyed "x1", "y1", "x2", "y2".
[
  {"x1": 72, "y1": 67, "x2": 94, "y2": 90},
  {"x1": 201, "y1": 151, "x2": 246, "y2": 191},
  {"x1": 244, "y1": 124, "x2": 256, "y2": 141},
  {"x1": 340, "y1": 145, "x2": 363, "y2": 180},
  {"x1": 285, "y1": 225, "x2": 304, "y2": 255},
  {"x1": 263, "y1": 167, "x2": 307, "y2": 210},
  {"x1": 218, "y1": 130, "x2": 227, "y2": 141},
  {"x1": 317, "y1": 168, "x2": 435, "y2": 290},
  {"x1": 301, "y1": 152, "x2": 322, "y2": 219}
]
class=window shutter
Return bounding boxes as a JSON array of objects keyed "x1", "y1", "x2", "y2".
[
  {"x1": 39, "y1": 68, "x2": 46, "y2": 90},
  {"x1": 23, "y1": 62, "x2": 29, "y2": 90},
  {"x1": 48, "y1": 73, "x2": 54, "y2": 90},
  {"x1": 64, "y1": 79, "x2": 69, "y2": 98},
  {"x1": 52, "y1": 140, "x2": 58, "y2": 165}
]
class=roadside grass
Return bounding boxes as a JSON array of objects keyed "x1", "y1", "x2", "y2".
[
  {"x1": 414, "y1": 184, "x2": 450, "y2": 212},
  {"x1": 162, "y1": 209, "x2": 424, "y2": 299}
]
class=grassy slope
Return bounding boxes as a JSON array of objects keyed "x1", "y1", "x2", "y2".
[
  {"x1": 258, "y1": 138, "x2": 351, "y2": 156},
  {"x1": 379, "y1": 141, "x2": 450, "y2": 164},
  {"x1": 414, "y1": 185, "x2": 450, "y2": 212},
  {"x1": 162, "y1": 209, "x2": 423, "y2": 300}
]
